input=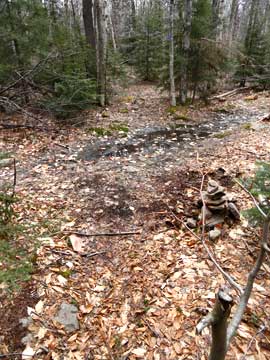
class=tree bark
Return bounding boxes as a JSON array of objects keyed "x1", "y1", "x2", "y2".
[
  {"x1": 228, "y1": 0, "x2": 238, "y2": 48},
  {"x1": 209, "y1": 290, "x2": 233, "y2": 360},
  {"x1": 169, "y1": 0, "x2": 176, "y2": 106},
  {"x1": 212, "y1": 0, "x2": 225, "y2": 42},
  {"x1": 83, "y1": 0, "x2": 96, "y2": 49},
  {"x1": 180, "y1": 0, "x2": 192, "y2": 104},
  {"x1": 197, "y1": 288, "x2": 233, "y2": 360},
  {"x1": 95, "y1": 0, "x2": 107, "y2": 106}
]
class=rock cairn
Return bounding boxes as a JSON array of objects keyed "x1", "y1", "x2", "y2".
[{"x1": 201, "y1": 179, "x2": 240, "y2": 239}]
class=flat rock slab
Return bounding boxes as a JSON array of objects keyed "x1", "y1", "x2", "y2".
[{"x1": 54, "y1": 303, "x2": 79, "y2": 332}]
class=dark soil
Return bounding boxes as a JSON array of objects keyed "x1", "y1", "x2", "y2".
[{"x1": 0, "y1": 281, "x2": 37, "y2": 356}]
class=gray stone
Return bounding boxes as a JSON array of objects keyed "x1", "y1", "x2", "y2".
[
  {"x1": 186, "y1": 218, "x2": 197, "y2": 228},
  {"x1": 19, "y1": 317, "x2": 33, "y2": 328},
  {"x1": 228, "y1": 202, "x2": 240, "y2": 220},
  {"x1": 0, "y1": 158, "x2": 13, "y2": 167},
  {"x1": 209, "y1": 228, "x2": 221, "y2": 241},
  {"x1": 54, "y1": 303, "x2": 79, "y2": 332},
  {"x1": 207, "y1": 203, "x2": 227, "y2": 211},
  {"x1": 204, "y1": 195, "x2": 227, "y2": 206},
  {"x1": 21, "y1": 334, "x2": 33, "y2": 345},
  {"x1": 207, "y1": 180, "x2": 220, "y2": 193},
  {"x1": 205, "y1": 213, "x2": 224, "y2": 227}
]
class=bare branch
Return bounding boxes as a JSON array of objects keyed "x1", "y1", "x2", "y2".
[
  {"x1": 234, "y1": 178, "x2": 267, "y2": 218},
  {"x1": 200, "y1": 176, "x2": 243, "y2": 294},
  {"x1": 196, "y1": 312, "x2": 214, "y2": 334},
  {"x1": 227, "y1": 211, "x2": 270, "y2": 345}
]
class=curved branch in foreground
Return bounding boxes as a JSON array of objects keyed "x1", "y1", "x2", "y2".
[{"x1": 226, "y1": 211, "x2": 270, "y2": 345}]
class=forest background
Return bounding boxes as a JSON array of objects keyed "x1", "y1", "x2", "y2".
[{"x1": 1, "y1": 0, "x2": 270, "y2": 119}]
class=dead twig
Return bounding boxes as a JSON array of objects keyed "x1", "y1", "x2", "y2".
[
  {"x1": 241, "y1": 325, "x2": 266, "y2": 359},
  {"x1": 82, "y1": 250, "x2": 108, "y2": 258},
  {"x1": 0, "y1": 353, "x2": 32, "y2": 358},
  {"x1": 66, "y1": 230, "x2": 141, "y2": 237}
]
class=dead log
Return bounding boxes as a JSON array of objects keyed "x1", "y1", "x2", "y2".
[{"x1": 210, "y1": 87, "x2": 250, "y2": 100}]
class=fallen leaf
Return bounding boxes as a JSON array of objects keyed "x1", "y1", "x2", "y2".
[
  {"x1": 132, "y1": 348, "x2": 147, "y2": 357},
  {"x1": 35, "y1": 300, "x2": 44, "y2": 314},
  {"x1": 69, "y1": 234, "x2": 85, "y2": 253},
  {"x1": 22, "y1": 344, "x2": 35, "y2": 359}
]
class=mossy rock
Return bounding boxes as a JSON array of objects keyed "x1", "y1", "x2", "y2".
[
  {"x1": 173, "y1": 113, "x2": 193, "y2": 121},
  {"x1": 212, "y1": 130, "x2": 233, "y2": 139},
  {"x1": 214, "y1": 107, "x2": 232, "y2": 114},
  {"x1": 167, "y1": 106, "x2": 178, "y2": 114},
  {"x1": 242, "y1": 123, "x2": 252, "y2": 130},
  {"x1": 87, "y1": 127, "x2": 112, "y2": 136},
  {"x1": 121, "y1": 96, "x2": 134, "y2": 103},
  {"x1": 101, "y1": 111, "x2": 110, "y2": 118},
  {"x1": 119, "y1": 108, "x2": 129, "y2": 114},
  {"x1": 110, "y1": 123, "x2": 129, "y2": 133}
]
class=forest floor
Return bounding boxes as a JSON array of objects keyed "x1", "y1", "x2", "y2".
[{"x1": 1, "y1": 82, "x2": 270, "y2": 360}]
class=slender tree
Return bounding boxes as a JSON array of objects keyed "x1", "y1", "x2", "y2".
[
  {"x1": 95, "y1": 0, "x2": 108, "y2": 106},
  {"x1": 180, "y1": 0, "x2": 192, "y2": 104},
  {"x1": 169, "y1": 0, "x2": 176, "y2": 106}
]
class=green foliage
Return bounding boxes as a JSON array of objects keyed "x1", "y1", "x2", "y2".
[
  {"x1": 234, "y1": 7, "x2": 270, "y2": 88},
  {"x1": 0, "y1": 154, "x2": 16, "y2": 236},
  {"x1": 241, "y1": 162, "x2": 270, "y2": 225},
  {"x1": 41, "y1": 75, "x2": 97, "y2": 119},
  {"x1": 188, "y1": 0, "x2": 228, "y2": 101},
  {"x1": 0, "y1": 0, "x2": 99, "y2": 118},
  {"x1": 0, "y1": 240, "x2": 33, "y2": 290},
  {"x1": 0, "y1": 152, "x2": 33, "y2": 291},
  {"x1": 123, "y1": 1, "x2": 165, "y2": 81}
]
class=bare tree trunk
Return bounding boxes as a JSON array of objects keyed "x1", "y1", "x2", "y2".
[
  {"x1": 180, "y1": 0, "x2": 192, "y2": 104},
  {"x1": 83, "y1": 0, "x2": 96, "y2": 49},
  {"x1": 212, "y1": 0, "x2": 225, "y2": 42},
  {"x1": 108, "y1": 12, "x2": 117, "y2": 51},
  {"x1": 95, "y1": 0, "x2": 107, "y2": 106},
  {"x1": 169, "y1": 0, "x2": 176, "y2": 106},
  {"x1": 228, "y1": 0, "x2": 238, "y2": 48}
]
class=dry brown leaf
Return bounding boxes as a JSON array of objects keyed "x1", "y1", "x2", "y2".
[{"x1": 69, "y1": 234, "x2": 85, "y2": 253}]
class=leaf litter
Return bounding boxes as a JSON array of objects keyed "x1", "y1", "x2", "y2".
[{"x1": 1, "y1": 84, "x2": 270, "y2": 359}]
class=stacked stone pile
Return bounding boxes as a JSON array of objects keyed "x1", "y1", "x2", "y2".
[{"x1": 202, "y1": 179, "x2": 240, "y2": 228}]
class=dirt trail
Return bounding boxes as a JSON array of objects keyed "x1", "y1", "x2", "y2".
[{"x1": 1, "y1": 83, "x2": 270, "y2": 359}]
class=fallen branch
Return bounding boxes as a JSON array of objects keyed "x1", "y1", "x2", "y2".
[
  {"x1": 0, "y1": 96, "x2": 43, "y2": 124},
  {"x1": 66, "y1": 230, "x2": 141, "y2": 237},
  {"x1": 0, "y1": 52, "x2": 56, "y2": 96},
  {"x1": 82, "y1": 250, "x2": 108, "y2": 258},
  {"x1": 209, "y1": 87, "x2": 250, "y2": 100}
]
